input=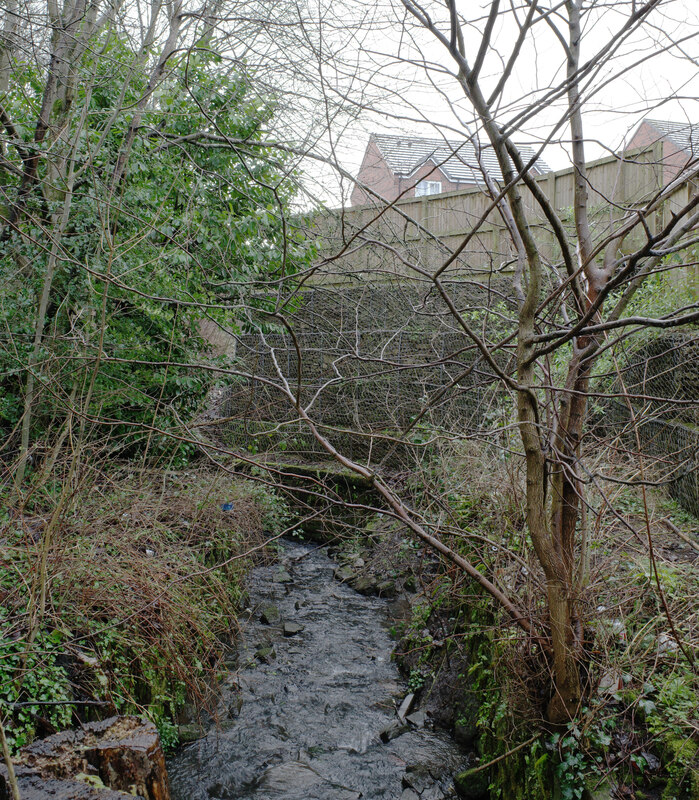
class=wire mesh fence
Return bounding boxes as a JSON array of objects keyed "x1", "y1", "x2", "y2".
[
  {"x1": 602, "y1": 332, "x2": 699, "y2": 516},
  {"x1": 212, "y1": 274, "x2": 699, "y2": 516},
  {"x1": 217, "y1": 278, "x2": 514, "y2": 467}
]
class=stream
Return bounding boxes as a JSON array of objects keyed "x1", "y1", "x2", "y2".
[{"x1": 167, "y1": 539, "x2": 467, "y2": 799}]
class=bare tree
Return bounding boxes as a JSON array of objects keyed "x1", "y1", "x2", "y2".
[
  {"x1": 0, "y1": 0, "x2": 317, "y2": 711},
  {"x1": 205, "y1": 0, "x2": 699, "y2": 726},
  {"x1": 3, "y1": 0, "x2": 697, "y2": 745}
]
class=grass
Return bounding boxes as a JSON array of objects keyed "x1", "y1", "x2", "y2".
[{"x1": 0, "y1": 466, "x2": 290, "y2": 752}]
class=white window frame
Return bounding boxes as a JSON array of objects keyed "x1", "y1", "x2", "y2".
[{"x1": 415, "y1": 180, "x2": 442, "y2": 196}]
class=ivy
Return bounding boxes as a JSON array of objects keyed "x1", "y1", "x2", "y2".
[{"x1": 0, "y1": 36, "x2": 313, "y2": 462}]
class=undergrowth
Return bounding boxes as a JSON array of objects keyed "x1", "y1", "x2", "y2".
[
  {"x1": 0, "y1": 467, "x2": 289, "y2": 753},
  {"x1": 398, "y1": 438, "x2": 699, "y2": 799}
]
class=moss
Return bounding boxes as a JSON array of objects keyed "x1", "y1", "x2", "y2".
[
  {"x1": 478, "y1": 735, "x2": 552, "y2": 800},
  {"x1": 454, "y1": 767, "x2": 490, "y2": 799},
  {"x1": 619, "y1": 688, "x2": 639, "y2": 707},
  {"x1": 660, "y1": 736, "x2": 699, "y2": 800},
  {"x1": 458, "y1": 622, "x2": 552, "y2": 799},
  {"x1": 583, "y1": 779, "x2": 615, "y2": 799}
]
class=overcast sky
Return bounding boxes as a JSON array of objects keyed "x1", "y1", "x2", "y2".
[{"x1": 267, "y1": 0, "x2": 699, "y2": 205}]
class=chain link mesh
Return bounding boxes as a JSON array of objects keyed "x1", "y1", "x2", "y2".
[{"x1": 212, "y1": 274, "x2": 698, "y2": 516}]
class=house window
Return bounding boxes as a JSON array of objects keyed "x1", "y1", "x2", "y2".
[{"x1": 415, "y1": 180, "x2": 442, "y2": 196}]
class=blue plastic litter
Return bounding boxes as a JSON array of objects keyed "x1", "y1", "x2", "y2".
[{"x1": 221, "y1": 502, "x2": 234, "y2": 511}]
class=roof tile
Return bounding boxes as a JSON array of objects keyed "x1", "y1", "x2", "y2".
[
  {"x1": 644, "y1": 119, "x2": 699, "y2": 158},
  {"x1": 370, "y1": 133, "x2": 550, "y2": 185}
]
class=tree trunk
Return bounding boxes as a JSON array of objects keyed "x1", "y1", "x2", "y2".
[{"x1": 546, "y1": 578, "x2": 581, "y2": 723}]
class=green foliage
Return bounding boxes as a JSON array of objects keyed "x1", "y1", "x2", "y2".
[
  {"x1": 660, "y1": 736, "x2": 699, "y2": 800},
  {"x1": 631, "y1": 557, "x2": 682, "y2": 597},
  {"x1": 407, "y1": 668, "x2": 429, "y2": 692},
  {"x1": 0, "y1": 34, "x2": 312, "y2": 462},
  {"x1": 651, "y1": 674, "x2": 697, "y2": 736},
  {"x1": 0, "y1": 471, "x2": 289, "y2": 753},
  {"x1": 0, "y1": 643, "x2": 74, "y2": 751},
  {"x1": 154, "y1": 715, "x2": 180, "y2": 753},
  {"x1": 0, "y1": 627, "x2": 74, "y2": 751},
  {"x1": 550, "y1": 730, "x2": 588, "y2": 800},
  {"x1": 589, "y1": 266, "x2": 697, "y2": 398},
  {"x1": 0, "y1": 535, "x2": 75, "y2": 750},
  {"x1": 244, "y1": 480, "x2": 292, "y2": 534},
  {"x1": 624, "y1": 265, "x2": 698, "y2": 321}
]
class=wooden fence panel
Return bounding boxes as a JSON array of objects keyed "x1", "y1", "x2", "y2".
[{"x1": 312, "y1": 146, "x2": 688, "y2": 280}]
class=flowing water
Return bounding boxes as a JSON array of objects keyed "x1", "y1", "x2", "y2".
[{"x1": 167, "y1": 539, "x2": 466, "y2": 799}]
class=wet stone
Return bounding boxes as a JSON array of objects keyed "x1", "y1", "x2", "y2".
[
  {"x1": 334, "y1": 564, "x2": 355, "y2": 582},
  {"x1": 421, "y1": 785, "x2": 447, "y2": 800},
  {"x1": 406, "y1": 711, "x2": 427, "y2": 728},
  {"x1": 260, "y1": 761, "x2": 361, "y2": 799},
  {"x1": 259, "y1": 761, "x2": 322, "y2": 792},
  {"x1": 397, "y1": 693, "x2": 415, "y2": 722},
  {"x1": 227, "y1": 696, "x2": 243, "y2": 718},
  {"x1": 387, "y1": 595, "x2": 412, "y2": 620},
  {"x1": 352, "y1": 575, "x2": 380, "y2": 595},
  {"x1": 379, "y1": 720, "x2": 410, "y2": 743},
  {"x1": 260, "y1": 604, "x2": 281, "y2": 625},
  {"x1": 167, "y1": 540, "x2": 466, "y2": 800},
  {"x1": 220, "y1": 644, "x2": 239, "y2": 668},
  {"x1": 283, "y1": 622, "x2": 304, "y2": 636},
  {"x1": 274, "y1": 568, "x2": 293, "y2": 583},
  {"x1": 403, "y1": 765, "x2": 434, "y2": 793},
  {"x1": 255, "y1": 644, "x2": 276, "y2": 661},
  {"x1": 177, "y1": 723, "x2": 203, "y2": 744},
  {"x1": 454, "y1": 718, "x2": 478, "y2": 748}
]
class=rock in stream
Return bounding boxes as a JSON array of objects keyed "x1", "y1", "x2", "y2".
[{"x1": 167, "y1": 540, "x2": 466, "y2": 799}]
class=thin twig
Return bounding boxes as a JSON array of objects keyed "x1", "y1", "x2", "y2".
[
  {"x1": 0, "y1": 715, "x2": 21, "y2": 800},
  {"x1": 466, "y1": 734, "x2": 539, "y2": 775}
]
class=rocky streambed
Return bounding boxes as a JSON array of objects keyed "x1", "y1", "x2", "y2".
[{"x1": 167, "y1": 538, "x2": 467, "y2": 799}]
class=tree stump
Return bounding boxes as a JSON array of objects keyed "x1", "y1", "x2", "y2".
[{"x1": 0, "y1": 716, "x2": 170, "y2": 800}]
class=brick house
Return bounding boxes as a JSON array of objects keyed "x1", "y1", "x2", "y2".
[
  {"x1": 350, "y1": 133, "x2": 550, "y2": 206},
  {"x1": 627, "y1": 119, "x2": 699, "y2": 185}
]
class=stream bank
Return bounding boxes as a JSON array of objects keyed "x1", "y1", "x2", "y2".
[{"x1": 166, "y1": 538, "x2": 468, "y2": 799}]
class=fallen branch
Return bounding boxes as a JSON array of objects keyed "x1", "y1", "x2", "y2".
[{"x1": 662, "y1": 517, "x2": 699, "y2": 555}]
